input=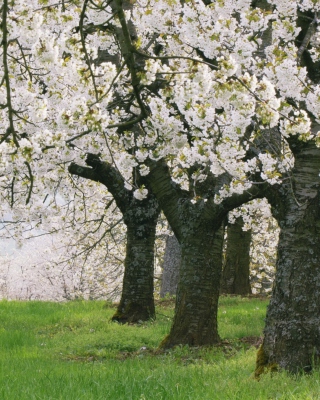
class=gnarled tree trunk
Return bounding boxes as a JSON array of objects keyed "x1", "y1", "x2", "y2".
[
  {"x1": 221, "y1": 216, "x2": 252, "y2": 296},
  {"x1": 257, "y1": 140, "x2": 320, "y2": 374}
]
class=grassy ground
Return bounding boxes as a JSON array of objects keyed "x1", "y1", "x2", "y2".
[{"x1": 1, "y1": 296, "x2": 320, "y2": 399}]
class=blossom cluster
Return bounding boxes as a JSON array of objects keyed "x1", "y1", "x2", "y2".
[{"x1": 0, "y1": 0, "x2": 319, "y2": 263}]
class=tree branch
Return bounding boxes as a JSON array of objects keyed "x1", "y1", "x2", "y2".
[
  {"x1": 145, "y1": 158, "x2": 189, "y2": 242},
  {"x1": 68, "y1": 153, "x2": 132, "y2": 213},
  {"x1": 1, "y1": 0, "x2": 19, "y2": 147},
  {"x1": 297, "y1": 13, "x2": 319, "y2": 65}
]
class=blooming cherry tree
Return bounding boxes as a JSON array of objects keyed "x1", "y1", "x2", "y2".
[{"x1": 1, "y1": 0, "x2": 320, "y2": 371}]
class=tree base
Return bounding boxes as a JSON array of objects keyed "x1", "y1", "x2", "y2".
[
  {"x1": 111, "y1": 302, "x2": 155, "y2": 324},
  {"x1": 159, "y1": 331, "x2": 221, "y2": 350}
]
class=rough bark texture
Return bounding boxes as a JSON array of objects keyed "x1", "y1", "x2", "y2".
[
  {"x1": 257, "y1": 139, "x2": 320, "y2": 374},
  {"x1": 112, "y1": 220, "x2": 157, "y2": 323},
  {"x1": 69, "y1": 154, "x2": 160, "y2": 323},
  {"x1": 161, "y1": 225, "x2": 225, "y2": 348},
  {"x1": 221, "y1": 217, "x2": 252, "y2": 296},
  {"x1": 111, "y1": 190, "x2": 160, "y2": 323},
  {"x1": 160, "y1": 233, "x2": 181, "y2": 298}
]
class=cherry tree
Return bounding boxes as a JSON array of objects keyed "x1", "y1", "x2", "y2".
[
  {"x1": 69, "y1": 154, "x2": 160, "y2": 322},
  {"x1": 248, "y1": 200, "x2": 278, "y2": 296},
  {"x1": 2, "y1": 0, "x2": 320, "y2": 371},
  {"x1": 0, "y1": 0, "x2": 160, "y2": 321}
]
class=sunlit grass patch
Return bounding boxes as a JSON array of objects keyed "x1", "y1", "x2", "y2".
[{"x1": 218, "y1": 295, "x2": 267, "y2": 339}]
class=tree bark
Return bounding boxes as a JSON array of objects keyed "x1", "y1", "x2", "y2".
[
  {"x1": 161, "y1": 225, "x2": 224, "y2": 348},
  {"x1": 112, "y1": 192, "x2": 160, "y2": 323},
  {"x1": 257, "y1": 139, "x2": 320, "y2": 374},
  {"x1": 68, "y1": 154, "x2": 160, "y2": 323},
  {"x1": 112, "y1": 220, "x2": 157, "y2": 323},
  {"x1": 160, "y1": 233, "x2": 181, "y2": 298},
  {"x1": 221, "y1": 216, "x2": 252, "y2": 296}
]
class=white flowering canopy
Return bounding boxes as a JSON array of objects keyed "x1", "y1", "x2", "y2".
[{"x1": 0, "y1": 0, "x2": 320, "y2": 221}]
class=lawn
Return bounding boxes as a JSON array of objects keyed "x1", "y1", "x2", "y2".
[{"x1": 0, "y1": 296, "x2": 319, "y2": 399}]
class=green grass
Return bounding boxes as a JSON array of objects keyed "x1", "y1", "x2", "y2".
[{"x1": 1, "y1": 297, "x2": 320, "y2": 399}]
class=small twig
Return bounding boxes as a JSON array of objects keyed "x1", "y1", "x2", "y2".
[
  {"x1": 105, "y1": 113, "x2": 146, "y2": 129},
  {"x1": 24, "y1": 161, "x2": 34, "y2": 205},
  {"x1": 10, "y1": 177, "x2": 15, "y2": 208},
  {"x1": 234, "y1": 77, "x2": 297, "y2": 124},
  {"x1": 89, "y1": 60, "x2": 126, "y2": 107},
  {"x1": 65, "y1": 129, "x2": 92, "y2": 144},
  {"x1": 134, "y1": 49, "x2": 218, "y2": 70}
]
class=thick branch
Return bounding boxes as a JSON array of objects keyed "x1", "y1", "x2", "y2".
[
  {"x1": 220, "y1": 182, "x2": 268, "y2": 216},
  {"x1": 145, "y1": 159, "x2": 189, "y2": 242},
  {"x1": 297, "y1": 13, "x2": 319, "y2": 65},
  {"x1": 68, "y1": 154, "x2": 131, "y2": 213}
]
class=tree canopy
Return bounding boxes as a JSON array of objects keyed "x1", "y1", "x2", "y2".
[{"x1": 1, "y1": 0, "x2": 319, "y2": 212}]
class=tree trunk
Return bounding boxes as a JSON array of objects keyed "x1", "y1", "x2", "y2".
[
  {"x1": 112, "y1": 220, "x2": 157, "y2": 323},
  {"x1": 160, "y1": 233, "x2": 181, "y2": 298},
  {"x1": 145, "y1": 159, "x2": 265, "y2": 349},
  {"x1": 160, "y1": 225, "x2": 224, "y2": 348},
  {"x1": 221, "y1": 217, "x2": 252, "y2": 296},
  {"x1": 68, "y1": 155, "x2": 160, "y2": 324},
  {"x1": 257, "y1": 140, "x2": 320, "y2": 374}
]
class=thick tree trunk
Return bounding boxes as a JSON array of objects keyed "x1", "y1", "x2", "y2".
[
  {"x1": 257, "y1": 198, "x2": 320, "y2": 374},
  {"x1": 160, "y1": 233, "x2": 181, "y2": 298},
  {"x1": 221, "y1": 217, "x2": 252, "y2": 296},
  {"x1": 160, "y1": 225, "x2": 224, "y2": 348},
  {"x1": 112, "y1": 220, "x2": 157, "y2": 323},
  {"x1": 257, "y1": 140, "x2": 320, "y2": 374}
]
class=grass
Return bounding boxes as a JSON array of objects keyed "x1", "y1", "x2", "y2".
[{"x1": 1, "y1": 296, "x2": 320, "y2": 399}]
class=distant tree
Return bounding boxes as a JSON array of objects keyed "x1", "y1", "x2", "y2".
[
  {"x1": 160, "y1": 232, "x2": 181, "y2": 299},
  {"x1": 221, "y1": 216, "x2": 252, "y2": 296},
  {"x1": 250, "y1": 208, "x2": 278, "y2": 296}
]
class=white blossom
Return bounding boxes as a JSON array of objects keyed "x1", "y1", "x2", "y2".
[{"x1": 133, "y1": 187, "x2": 148, "y2": 200}]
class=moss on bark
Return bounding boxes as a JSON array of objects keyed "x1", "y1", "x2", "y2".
[{"x1": 255, "y1": 342, "x2": 278, "y2": 379}]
